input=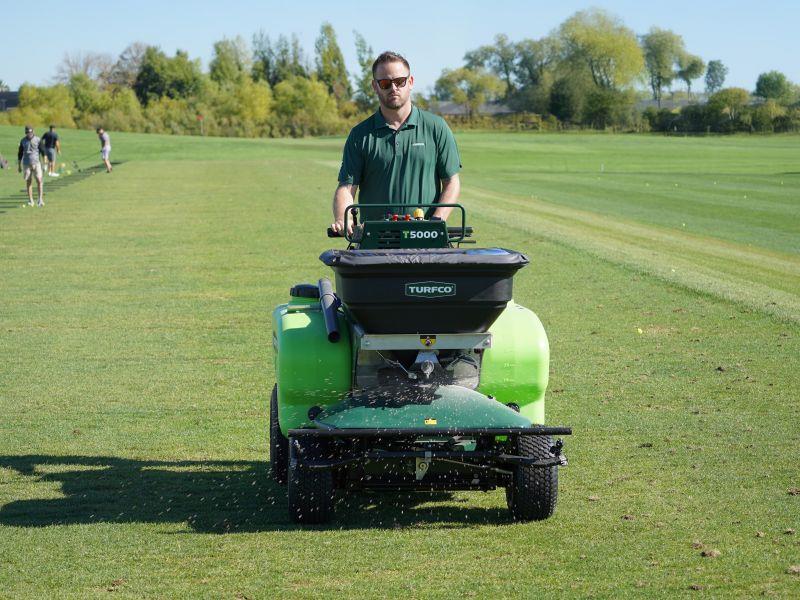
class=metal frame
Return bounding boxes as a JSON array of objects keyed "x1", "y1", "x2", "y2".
[
  {"x1": 289, "y1": 425, "x2": 572, "y2": 438},
  {"x1": 351, "y1": 321, "x2": 492, "y2": 351}
]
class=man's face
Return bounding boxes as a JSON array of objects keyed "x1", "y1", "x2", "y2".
[
  {"x1": 372, "y1": 61, "x2": 414, "y2": 111},
  {"x1": 25, "y1": 130, "x2": 33, "y2": 139}
]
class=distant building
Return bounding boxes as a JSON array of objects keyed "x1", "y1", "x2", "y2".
[
  {"x1": 636, "y1": 94, "x2": 709, "y2": 111},
  {"x1": 0, "y1": 91, "x2": 19, "y2": 111},
  {"x1": 427, "y1": 101, "x2": 515, "y2": 117}
]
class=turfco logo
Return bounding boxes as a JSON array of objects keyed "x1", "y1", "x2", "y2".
[{"x1": 405, "y1": 281, "x2": 456, "y2": 297}]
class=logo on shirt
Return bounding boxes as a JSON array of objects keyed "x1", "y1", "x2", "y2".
[
  {"x1": 412, "y1": 142, "x2": 425, "y2": 147},
  {"x1": 405, "y1": 282, "x2": 456, "y2": 298}
]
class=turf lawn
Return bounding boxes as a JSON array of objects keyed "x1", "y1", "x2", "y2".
[{"x1": 0, "y1": 125, "x2": 798, "y2": 598}]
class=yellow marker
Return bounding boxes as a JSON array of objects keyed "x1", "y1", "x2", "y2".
[
  {"x1": 413, "y1": 208, "x2": 425, "y2": 220},
  {"x1": 424, "y1": 418, "x2": 437, "y2": 426},
  {"x1": 420, "y1": 335, "x2": 437, "y2": 347}
]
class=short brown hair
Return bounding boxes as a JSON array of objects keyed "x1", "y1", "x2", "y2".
[{"x1": 372, "y1": 51, "x2": 410, "y2": 77}]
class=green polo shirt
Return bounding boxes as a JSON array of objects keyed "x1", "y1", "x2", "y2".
[{"x1": 338, "y1": 106, "x2": 461, "y2": 221}]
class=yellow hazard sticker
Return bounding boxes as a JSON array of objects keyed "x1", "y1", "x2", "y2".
[
  {"x1": 420, "y1": 335, "x2": 437, "y2": 347},
  {"x1": 424, "y1": 418, "x2": 437, "y2": 425}
]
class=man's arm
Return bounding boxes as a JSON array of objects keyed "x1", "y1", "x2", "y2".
[
  {"x1": 17, "y1": 141, "x2": 23, "y2": 172},
  {"x1": 331, "y1": 183, "x2": 358, "y2": 235},
  {"x1": 431, "y1": 173, "x2": 460, "y2": 221}
]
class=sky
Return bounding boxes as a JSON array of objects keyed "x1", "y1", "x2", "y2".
[{"x1": 1, "y1": 0, "x2": 798, "y2": 94}]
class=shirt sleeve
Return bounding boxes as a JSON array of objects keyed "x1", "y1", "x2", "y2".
[
  {"x1": 337, "y1": 131, "x2": 363, "y2": 186},
  {"x1": 435, "y1": 120, "x2": 462, "y2": 179}
]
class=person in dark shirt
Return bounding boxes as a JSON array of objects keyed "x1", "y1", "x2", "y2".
[
  {"x1": 41, "y1": 125, "x2": 61, "y2": 177},
  {"x1": 331, "y1": 51, "x2": 461, "y2": 234}
]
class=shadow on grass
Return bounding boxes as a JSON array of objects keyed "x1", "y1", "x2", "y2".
[
  {"x1": 0, "y1": 455, "x2": 512, "y2": 533},
  {"x1": 0, "y1": 163, "x2": 125, "y2": 216}
]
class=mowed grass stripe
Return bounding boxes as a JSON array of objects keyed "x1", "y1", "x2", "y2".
[
  {"x1": 459, "y1": 133, "x2": 800, "y2": 255},
  {"x1": 463, "y1": 186, "x2": 800, "y2": 323}
]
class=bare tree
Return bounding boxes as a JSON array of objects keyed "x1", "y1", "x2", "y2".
[
  {"x1": 54, "y1": 51, "x2": 114, "y2": 84},
  {"x1": 108, "y1": 42, "x2": 149, "y2": 87}
]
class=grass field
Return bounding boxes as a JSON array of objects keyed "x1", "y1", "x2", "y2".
[{"x1": 0, "y1": 125, "x2": 798, "y2": 598}]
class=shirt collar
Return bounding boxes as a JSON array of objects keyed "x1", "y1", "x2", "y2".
[{"x1": 373, "y1": 105, "x2": 418, "y2": 131}]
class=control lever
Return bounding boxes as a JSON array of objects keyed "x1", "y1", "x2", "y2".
[{"x1": 377, "y1": 352, "x2": 417, "y2": 380}]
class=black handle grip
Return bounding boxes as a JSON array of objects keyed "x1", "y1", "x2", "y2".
[
  {"x1": 318, "y1": 278, "x2": 340, "y2": 343},
  {"x1": 327, "y1": 228, "x2": 342, "y2": 238}
]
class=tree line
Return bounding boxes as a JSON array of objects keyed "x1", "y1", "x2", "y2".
[{"x1": 1, "y1": 10, "x2": 798, "y2": 136}]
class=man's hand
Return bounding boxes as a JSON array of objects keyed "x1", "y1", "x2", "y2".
[
  {"x1": 17, "y1": 163, "x2": 21, "y2": 173},
  {"x1": 332, "y1": 183, "x2": 357, "y2": 236},
  {"x1": 330, "y1": 218, "x2": 354, "y2": 237}
]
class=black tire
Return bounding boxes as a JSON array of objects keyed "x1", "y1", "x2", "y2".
[
  {"x1": 506, "y1": 435, "x2": 558, "y2": 521},
  {"x1": 287, "y1": 437, "x2": 335, "y2": 524},
  {"x1": 269, "y1": 385, "x2": 289, "y2": 485}
]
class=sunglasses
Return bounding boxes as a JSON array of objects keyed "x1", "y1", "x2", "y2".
[{"x1": 375, "y1": 76, "x2": 409, "y2": 90}]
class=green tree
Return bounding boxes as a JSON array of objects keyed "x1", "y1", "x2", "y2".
[
  {"x1": 101, "y1": 87, "x2": 146, "y2": 132},
  {"x1": 640, "y1": 28, "x2": 685, "y2": 107},
  {"x1": 209, "y1": 36, "x2": 250, "y2": 87},
  {"x1": 751, "y1": 99, "x2": 787, "y2": 132},
  {"x1": 314, "y1": 22, "x2": 352, "y2": 102},
  {"x1": 353, "y1": 31, "x2": 377, "y2": 112},
  {"x1": 435, "y1": 67, "x2": 505, "y2": 117},
  {"x1": 514, "y1": 36, "x2": 560, "y2": 88},
  {"x1": 677, "y1": 54, "x2": 705, "y2": 98},
  {"x1": 272, "y1": 76, "x2": 344, "y2": 136},
  {"x1": 205, "y1": 76, "x2": 273, "y2": 137},
  {"x1": 464, "y1": 34, "x2": 518, "y2": 98},
  {"x1": 252, "y1": 33, "x2": 308, "y2": 87},
  {"x1": 705, "y1": 60, "x2": 728, "y2": 95},
  {"x1": 559, "y1": 9, "x2": 644, "y2": 91},
  {"x1": 548, "y1": 76, "x2": 584, "y2": 123},
  {"x1": 133, "y1": 47, "x2": 204, "y2": 105},
  {"x1": 13, "y1": 84, "x2": 76, "y2": 127},
  {"x1": 708, "y1": 87, "x2": 750, "y2": 122},
  {"x1": 68, "y1": 73, "x2": 112, "y2": 118},
  {"x1": 755, "y1": 71, "x2": 793, "y2": 103}
]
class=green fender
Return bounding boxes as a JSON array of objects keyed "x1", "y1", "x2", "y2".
[
  {"x1": 272, "y1": 297, "x2": 352, "y2": 435},
  {"x1": 479, "y1": 301, "x2": 549, "y2": 424},
  {"x1": 315, "y1": 384, "x2": 532, "y2": 430}
]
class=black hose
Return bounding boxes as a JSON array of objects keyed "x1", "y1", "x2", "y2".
[{"x1": 318, "y1": 278, "x2": 340, "y2": 343}]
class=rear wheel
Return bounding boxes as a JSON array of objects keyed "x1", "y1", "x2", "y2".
[
  {"x1": 506, "y1": 435, "x2": 558, "y2": 521},
  {"x1": 287, "y1": 437, "x2": 335, "y2": 524},
  {"x1": 269, "y1": 385, "x2": 289, "y2": 485}
]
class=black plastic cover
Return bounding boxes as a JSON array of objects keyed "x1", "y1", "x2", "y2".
[
  {"x1": 320, "y1": 247, "x2": 528, "y2": 269},
  {"x1": 290, "y1": 283, "x2": 320, "y2": 299},
  {"x1": 319, "y1": 247, "x2": 528, "y2": 334}
]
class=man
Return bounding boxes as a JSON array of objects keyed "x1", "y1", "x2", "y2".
[
  {"x1": 41, "y1": 125, "x2": 61, "y2": 176},
  {"x1": 17, "y1": 126, "x2": 44, "y2": 207},
  {"x1": 331, "y1": 51, "x2": 461, "y2": 235},
  {"x1": 97, "y1": 127, "x2": 112, "y2": 173}
]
